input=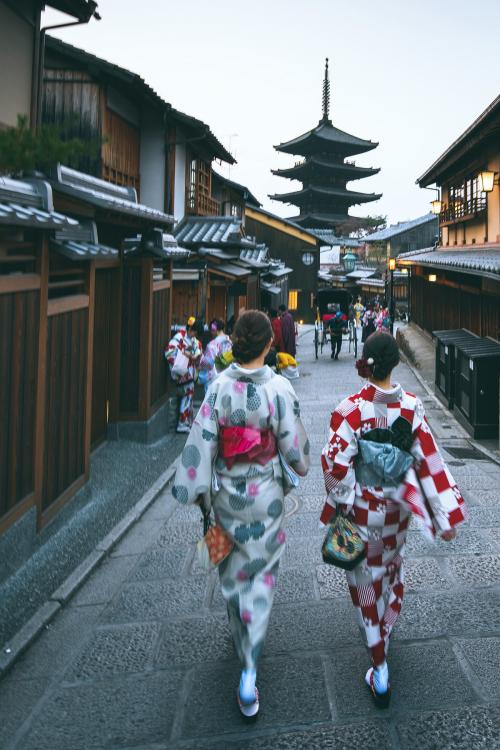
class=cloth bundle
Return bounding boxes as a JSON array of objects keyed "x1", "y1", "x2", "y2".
[{"x1": 355, "y1": 416, "x2": 414, "y2": 488}]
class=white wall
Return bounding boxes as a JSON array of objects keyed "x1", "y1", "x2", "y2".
[
  {"x1": 139, "y1": 107, "x2": 166, "y2": 211},
  {"x1": 0, "y1": 4, "x2": 35, "y2": 128},
  {"x1": 173, "y1": 143, "x2": 186, "y2": 220}
]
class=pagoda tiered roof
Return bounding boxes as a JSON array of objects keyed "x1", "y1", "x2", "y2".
[
  {"x1": 270, "y1": 59, "x2": 381, "y2": 231},
  {"x1": 269, "y1": 184, "x2": 382, "y2": 208},
  {"x1": 293, "y1": 212, "x2": 370, "y2": 230},
  {"x1": 274, "y1": 120, "x2": 378, "y2": 158},
  {"x1": 272, "y1": 156, "x2": 380, "y2": 181}
]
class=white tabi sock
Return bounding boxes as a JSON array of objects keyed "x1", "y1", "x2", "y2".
[
  {"x1": 239, "y1": 668, "x2": 257, "y2": 705},
  {"x1": 374, "y1": 661, "x2": 389, "y2": 693}
]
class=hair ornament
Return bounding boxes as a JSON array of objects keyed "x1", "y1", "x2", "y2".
[{"x1": 355, "y1": 357, "x2": 375, "y2": 378}]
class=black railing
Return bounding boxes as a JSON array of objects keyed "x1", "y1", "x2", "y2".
[{"x1": 440, "y1": 197, "x2": 487, "y2": 224}]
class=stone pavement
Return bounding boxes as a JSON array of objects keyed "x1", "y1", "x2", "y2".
[{"x1": 1, "y1": 330, "x2": 500, "y2": 749}]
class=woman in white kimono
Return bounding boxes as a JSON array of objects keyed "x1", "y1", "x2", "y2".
[
  {"x1": 198, "y1": 318, "x2": 232, "y2": 390},
  {"x1": 173, "y1": 310, "x2": 310, "y2": 717},
  {"x1": 164, "y1": 317, "x2": 202, "y2": 433},
  {"x1": 320, "y1": 332, "x2": 467, "y2": 707}
]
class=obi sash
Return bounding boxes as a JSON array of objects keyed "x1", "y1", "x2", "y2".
[
  {"x1": 219, "y1": 426, "x2": 277, "y2": 469},
  {"x1": 354, "y1": 416, "x2": 414, "y2": 487}
]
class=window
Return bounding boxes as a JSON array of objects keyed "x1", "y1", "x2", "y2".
[
  {"x1": 187, "y1": 159, "x2": 197, "y2": 210},
  {"x1": 288, "y1": 290, "x2": 298, "y2": 310},
  {"x1": 231, "y1": 203, "x2": 241, "y2": 218},
  {"x1": 302, "y1": 251, "x2": 315, "y2": 266}
]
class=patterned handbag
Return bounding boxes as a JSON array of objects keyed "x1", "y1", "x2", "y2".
[
  {"x1": 196, "y1": 503, "x2": 234, "y2": 570},
  {"x1": 322, "y1": 511, "x2": 366, "y2": 570}
]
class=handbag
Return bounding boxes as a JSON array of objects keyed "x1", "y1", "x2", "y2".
[
  {"x1": 322, "y1": 510, "x2": 366, "y2": 570},
  {"x1": 171, "y1": 349, "x2": 189, "y2": 380},
  {"x1": 196, "y1": 502, "x2": 234, "y2": 571}
]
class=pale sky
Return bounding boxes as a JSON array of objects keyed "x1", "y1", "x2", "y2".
[{"x1": 43, "y1": 0, "x2": 500, "y2": 225}]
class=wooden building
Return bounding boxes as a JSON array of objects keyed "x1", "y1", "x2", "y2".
[
  {"x1": 399, "y1": 96, "x2": 500, "y2": 341},
  {"x1": 244, "y1": 205, "x2": 319, "y2": 322},
  {"x1": 270, "y1": 59, "x2": 381, "y2": 231},
  {"x1": 42, "y1": 36, "x2": 234, "y2": 217},
  {"x1": 0, "y1": 0, "x2": 98, "y2": 130},
  {"x1": 364, "y1": 214, "x2": 438, "y2": 268},
  {"x1": 0, "y1": 170, "x2": 184, "y2": 538},
  {"x1": 172, "y1": 216, "x2": 288, "y2": 323}
]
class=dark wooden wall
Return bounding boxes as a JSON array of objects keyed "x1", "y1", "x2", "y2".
[
  {"x1": 120, "y1": 264, "x2": 142, "y2": 416},
  {"x1": 0, "y1": 291, "x2": 39, "y2": 518},
  {"x1": 411, "y1": 271, "x2": 500, "y2": 340},
  {"x1": 151, "y1": 286, "x2": 170, "y2": 407},
  {"x1": 42, "y1": 309, "x2": 87, "y2": 512}
]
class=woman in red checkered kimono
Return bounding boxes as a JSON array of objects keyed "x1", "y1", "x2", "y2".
[{"x1": 320, "y1": 332, "x2": 467, "y2": 707}]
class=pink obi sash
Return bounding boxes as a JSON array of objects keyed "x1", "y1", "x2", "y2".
[{"x1": 219, "y1": 426, "x2": 277, "y2": 469}]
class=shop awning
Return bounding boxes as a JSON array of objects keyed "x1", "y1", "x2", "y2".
[
  {"x1": 208, "y1": 262, "x2": 252, "y2": 279},
  {"x1": 261, "y1": 281, "x2": 282, "y2": 295}
]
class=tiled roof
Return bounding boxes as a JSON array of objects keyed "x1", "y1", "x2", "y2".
[
  {"x1": 0, "y1": 177, "x2": 79, "y2": 230},
  {"x1": 212, "y1": 172, "x2": 261, "y2": 207},
  {"x1": 174, "y1": 216, "x2": 254, "y2": 247},
  {"x1": 51, "y1": 219, "x2": 117, "y2": 260},
  {"x1": 397, "y1": 246, "x2": 500, "y2": 277},
  {"x1": 364, "y1": 214, "x2": 437, "y2": 242},
  {"x1": 51, "y1": 165, "x2": 174, "y2": 226},
  {"x1": 310, "y1": 229, "x2": 362, "y2": 247},
  {"x1": 123, "y1": 229, "x2": 189, "y2": 259}
]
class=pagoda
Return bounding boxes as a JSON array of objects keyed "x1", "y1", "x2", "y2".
[{"x1": 270, "y1": 59, "x2": 381, "y2": 231}]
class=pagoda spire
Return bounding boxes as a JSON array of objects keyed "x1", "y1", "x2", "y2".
[{"x1": 321, "y1": 57, "x2": 331, "y2": 123}]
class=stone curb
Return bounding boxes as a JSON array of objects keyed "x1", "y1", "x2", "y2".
[
  {"x1": 0, "y1": 457, "x2": 179, "y2": 677},
  {"x1": 0, "y1": 601, "x2": 61, "y2": 675},
  {"x1": 400, "y1": 351, "x2": 500, "y2": 467}
]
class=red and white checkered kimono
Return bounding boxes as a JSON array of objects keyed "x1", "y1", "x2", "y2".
[{"x1": 320, "y1": 383, "x2": 467, "y2": 668}]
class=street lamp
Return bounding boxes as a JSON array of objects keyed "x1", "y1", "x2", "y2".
[
  {"x1": 388, "y1": 258, "x2": 396, "y2": 334},
  {"x1": 342, "y1": 250, "x2": 357, "y2": 273}
]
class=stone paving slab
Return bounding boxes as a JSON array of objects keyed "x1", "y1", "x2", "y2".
[{"x1": 1, "y1": 327, "x2": 499, "y2": 749}]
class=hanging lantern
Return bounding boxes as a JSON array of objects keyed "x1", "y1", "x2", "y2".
[
  {"x1": 430, "y1": 199, "x2": 442, "y2": 215},
  {"x1": 478, "y1": 170, "x2": 495, "y2": 192},
  {"x1": 342, "y1": 250, "x2": 357, "y2": 273}
]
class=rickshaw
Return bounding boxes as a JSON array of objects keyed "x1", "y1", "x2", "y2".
[{"x1": 314, "y1": 289, "x2": 358, "y2": 360}]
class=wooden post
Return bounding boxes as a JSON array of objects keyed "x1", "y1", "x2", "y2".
[
  {"x1": 83, "y1": 262, "x2": 96, "y2": 478},
  {"x1": 138, "y1": 258, "x2": 153, "y2": 421},
  {"x1": 34, "y1": 237, "x2": 49, "y2": 528}
]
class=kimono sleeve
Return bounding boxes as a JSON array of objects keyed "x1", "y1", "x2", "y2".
[
  {"x1": 171, "y1": 386, "x2": 219, "y2": 506},
  {"x1": 410, "y1": 398, "x2": 467, "y2": 531},
  {"x1": 274, "y1": 379, "x2": 310, "y2": 477},
  {"x1": 320, "y1": 398, "x2": 360, "y2": 524},
  {"x1": 199, "y1": 339, "x2": 216, "y2": 372},
  {"x1": 164, "y1": 333, "x2": 180, "y2": 367}
]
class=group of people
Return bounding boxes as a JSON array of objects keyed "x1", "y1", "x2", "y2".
[
  {"x1": 172, "y1": 310, "x2": 467, "y2": 718},
  {"x1": 359, "y1": 300, "x2": 391, "y2": 342},
  {"x1": 165, "y1": 305, "x2": 297, "y2": 433}
]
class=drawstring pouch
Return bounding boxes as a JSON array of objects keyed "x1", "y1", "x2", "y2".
[{"x1": 322, "y1": 509, "x2": 366, "y2": 570}]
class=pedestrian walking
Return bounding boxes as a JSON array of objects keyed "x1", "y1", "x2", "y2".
[
  {"x1": 278, "y1": 303, "x2": 296, "y2": 357},
  {"x1": 354, "y1": 297, "x2": 365, "y2": 328},
  {"x1": 376, "y1": 304, "x2": 390, "y2": 331},
  {"x1": 198, "y1": 318, "x2": 232, "y2": 391},
  {"x1": 269, "y1": 308, "x2": 284, "y2": 352},
  {"x1": 361, "y1": 304, "x2": 376, "y2": 343},
  {"x1": 319, "y1": 331, "x2": 467, "y2": 707},
  {"x1": 172, "y1": 310, "x2": 310, "y2": 718},
  {"x1": 328, "y1": 310, "x2": 346, "y2": 359},
  {"x1": 165, "y1": 317, "x2": 202, "y2": 433}
]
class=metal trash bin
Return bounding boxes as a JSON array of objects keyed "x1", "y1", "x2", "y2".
[
  {"x1": 453, "y1": 337, "x2": 500, "y2": 438},
  {"x1": 432, "y1": 329, "x2": 479, "y2": 409}
]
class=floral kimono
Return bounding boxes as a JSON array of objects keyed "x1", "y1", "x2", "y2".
[
  {"x1": 320, "y1": 383, "x2": 467, "y2": 668},
  {"x1": 165, "y1": 329, "x2": 202, "y2": 430},
  {"x1": 173, "y1": 363, "x2": 310, "y2": 668},
  {"x1": 199, "y1": 333, "x2": 232, "y2": 387}
]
